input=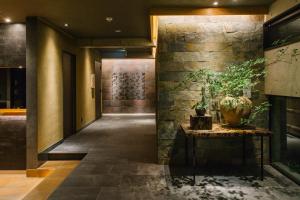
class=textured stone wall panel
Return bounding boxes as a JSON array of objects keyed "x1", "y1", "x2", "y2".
[
  {"x1": 102, "y1": 59, "x2": 156, "y2": 113},
  {"x1": 0, "y1": 24, "x2": 26, "y2": 68},
  {"x1": 156, "y1": 16, "x2": 266, "y2": 164}
]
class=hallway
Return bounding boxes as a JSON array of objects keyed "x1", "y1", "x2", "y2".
[
  {"x1": 47, "y1": 114, "x2": 300, "y2": 200},
  {"x1": 49, "y1": 114, "x2": 164, "y2": 200},
  {"x1": 48, "y1": 114, "x2": 157, "y2": 162}
]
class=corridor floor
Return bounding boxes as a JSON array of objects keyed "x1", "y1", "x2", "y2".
[{"x1": 49, "y1": 114, "x2": 300, "y2": 200}]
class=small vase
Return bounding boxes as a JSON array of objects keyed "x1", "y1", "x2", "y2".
[{"x1": 195, "y1": 108, "x2": 206, "y2": 116}]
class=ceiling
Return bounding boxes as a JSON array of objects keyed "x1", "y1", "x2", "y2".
[{"x1": 0, "y1": 0, "x2": 274, "y2": 40}]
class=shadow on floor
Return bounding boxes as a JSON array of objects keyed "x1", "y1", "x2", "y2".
[{"x1": 168, "y1": 126, "x2": 264, "y2": 185}]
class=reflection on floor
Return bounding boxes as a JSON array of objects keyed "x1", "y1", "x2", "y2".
[
  {"x1": 48, "y1": 114, "x2": 300, "y2": 200},
  {"x1": 23, "y1": 161, "x2": 79, "y2": 200},
  {"x1": 0, "y1": 161, "x2": 79, "y2": 200},
  {"x1": 0, "y1": 171, "x2": 43, "y2": 200}
]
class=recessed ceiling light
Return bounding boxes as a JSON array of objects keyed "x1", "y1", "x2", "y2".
[
  {"x1": 4, "y1": 18, "x2": 11, "y2": 23},
  {"x1": 115, "y1": 29, "x2": 121, "y2": 33},
  {"x1": 18, "y1": 65, "x2": 23, "y2": 69},
  {"x1": 106, "y1": 17, "x2": 113, "y2": 22},
  {"x1": 213, "y1": 1, "x2": 219, "y2": 6},
  {"x1": 64, "y1": 23, "x2": 69, "y2": 27}
]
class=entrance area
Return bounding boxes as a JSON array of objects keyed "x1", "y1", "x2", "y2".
[
  {"x1": 62, "y1": 52, "x2": 76, "y2": 139},
  {"x1": 2, "y1": 1, "x2": 300, "y2": 199}
]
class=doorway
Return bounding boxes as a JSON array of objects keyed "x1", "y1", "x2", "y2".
[
  {"x1": 94, "y1": 61, "x2": 102, "y2": 119},
  {"x1": 62, "y1": 52, "x2": 76, "y2": 139}
]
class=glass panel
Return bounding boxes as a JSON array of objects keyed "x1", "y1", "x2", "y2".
[
  {"x1": 264, "y1": 7, "x2": 300, "y2": 49},
  {"x1": 284, "y1": 97, "x2": 300, "y2": 174},
  {"x1": 0, "y1": 68, "x2": 26, "y2": 108}
]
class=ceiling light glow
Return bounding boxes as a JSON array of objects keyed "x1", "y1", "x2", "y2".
[
  {"x1": 115, "y1": 30, "x2": 121, "y2": 33},
  {"x1": 64, "y1": 23, "x2": 69, "y2": 27},
  {"x1": 106, "y1": 17, "x2": 113, "y2": 22},
  {"x1": 4, "y1": 18, "x2": 11, "y2": 23},
  {"x1": 213, "y1": 1, "x2": 219, "y2": 6}
]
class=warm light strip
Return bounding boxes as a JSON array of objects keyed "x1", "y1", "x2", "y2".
[
  {"x1": 0, "y1": 109, "x2": 27, "y2": 116},
  {"x1": 150, "y1": 7, "x2": 269, "y2": 16},
  {"x1": 103, "y1": 113, "x2": 156, "y2": 116}
]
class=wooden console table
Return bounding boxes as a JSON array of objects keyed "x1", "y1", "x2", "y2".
[{"x1": 180, "y1": 123, "x2": 272, "y2": 185}]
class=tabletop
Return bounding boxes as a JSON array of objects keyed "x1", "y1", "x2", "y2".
[{"x1": 180, "y1": 123, "x2": 272, "y2": 137}]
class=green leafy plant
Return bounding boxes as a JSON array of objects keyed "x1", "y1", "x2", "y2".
[
  {"x1": 174, "y1": 58, "x2": 268, "y2": 125},
  {"x1": 192, "y1": 87, "x2": 208, "y2": 110},
  {"x1": 173, "y1": 38, "x2": 299, "y2": 125},
  {"x1": 217, "y1": 58, "x2": 265, "y2": 97},
  {"x1": 192, "y1": 100, "x2": 208, "y2": 110},
  {"x1": 241, "y1": 102, "x2": 271, "y2": 125}
]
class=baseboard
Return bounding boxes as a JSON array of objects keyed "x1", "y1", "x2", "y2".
[
  {"x1": 38, "y1": 118, "x2": 97, "y2": 161},
  {"x1": 38, "y1": 139, "x2": 65, "y2": 161},
  {"x1": 76, "y1": 118, "x2": 97, "y2": 133},
  {"x1": 46, "y1": 152, "x2": 87, "y2": 161}
]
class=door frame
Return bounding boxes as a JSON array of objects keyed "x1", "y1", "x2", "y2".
[
  {"x1": 94, "y1": 60, "x2": 102, "y2": 119},
  {"x1": 62, "y1": 51, "x2": 76, "y2": 138}
]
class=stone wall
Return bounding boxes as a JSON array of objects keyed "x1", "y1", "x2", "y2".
[
  {"x1": 156, "y1": 16, "x2": 267, "y2": 164},
  {"x1": 0, "y1": 24, "x2": 26, "y2": 68},
  {"x1": 102, "y1": 59, "x2": 155, "y2": 113}
]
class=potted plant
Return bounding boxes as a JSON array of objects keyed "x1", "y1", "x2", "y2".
[
  {"x1": 192, "y1": 87, "x2": 208, "y2": 116},
  {"x1": 175, "y1": 58, "x2": 268, "y2": 127},
  {"x1": 174, "y1": 39, "x2": 299, "y2": 127},
  {"x1": 217, "y1": 59, "x2": 266, "y2": 126}
]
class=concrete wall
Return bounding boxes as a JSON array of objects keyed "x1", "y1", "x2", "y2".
[
  {"x1": 0, "y1": 24, "x2": 26, "y2": 68},
  {"x1": 102, "y1": 59, "x2": 155, "y2": 113},
  {"x1": 156, "y1": 16, "x2": 266, "y2": 164},
  {"x1": 265, "y1": 41, "x2": 300, "y2": 98},
  {"x1": 76, "y1": 48, "x2": 98, "y2": 129},
  {"x1": 32, "y1": 20, "x2": 98, "y2": 153},
  {"x1": 36, "y1": 21, "x2": 77, "y2": 152},
  {"x1": 266, "y1": 0, "x2": 299, "y2": 21},
  {"x1": 265, "y1": 1, "x2": 300, "y2": 97}
]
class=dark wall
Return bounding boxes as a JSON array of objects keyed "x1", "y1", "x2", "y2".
[
  {"x1": 0, "y1": 116, "x2": 26, "y2": 169},
  {"x1": 287, "y1": 97, "x2": 300, "y2": 137},
  {"x1": 0, "y1": 24, "x2": 26, "y2": 68}
]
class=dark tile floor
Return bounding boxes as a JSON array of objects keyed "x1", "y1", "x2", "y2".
[{"x1": 48, "y1": 114, "x2": 300, "y2": 200}]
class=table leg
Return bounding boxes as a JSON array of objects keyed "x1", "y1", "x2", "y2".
[
  {"x1": 261, "y1": 136, "x2": 264, "y2": 181},
  {"x1": 269, "y1": 135, "x2": 272, "y2": 163},
  {"x1": 193, "y1": 136, "x2": 196, "y2": 186},
  {"x1": 242, "y1": 135, "x2": 246, "y2": 166},
  {"x1": 185, "y1": 135, "x2": 188, "y2": 166}
]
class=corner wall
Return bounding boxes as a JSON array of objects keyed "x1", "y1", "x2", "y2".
[
  {"x1": 76, "y1": 48, "x2": 98, "y2": 129},
  {"x1": 26, "y1": 17, "x2": 98, "y2": 168},
  {"x1": 36, "y1": 20, "x2": 77, "y2": 153},
  {"x1": 156, "y1": 16, "x2": 265, "y2": 164}
]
